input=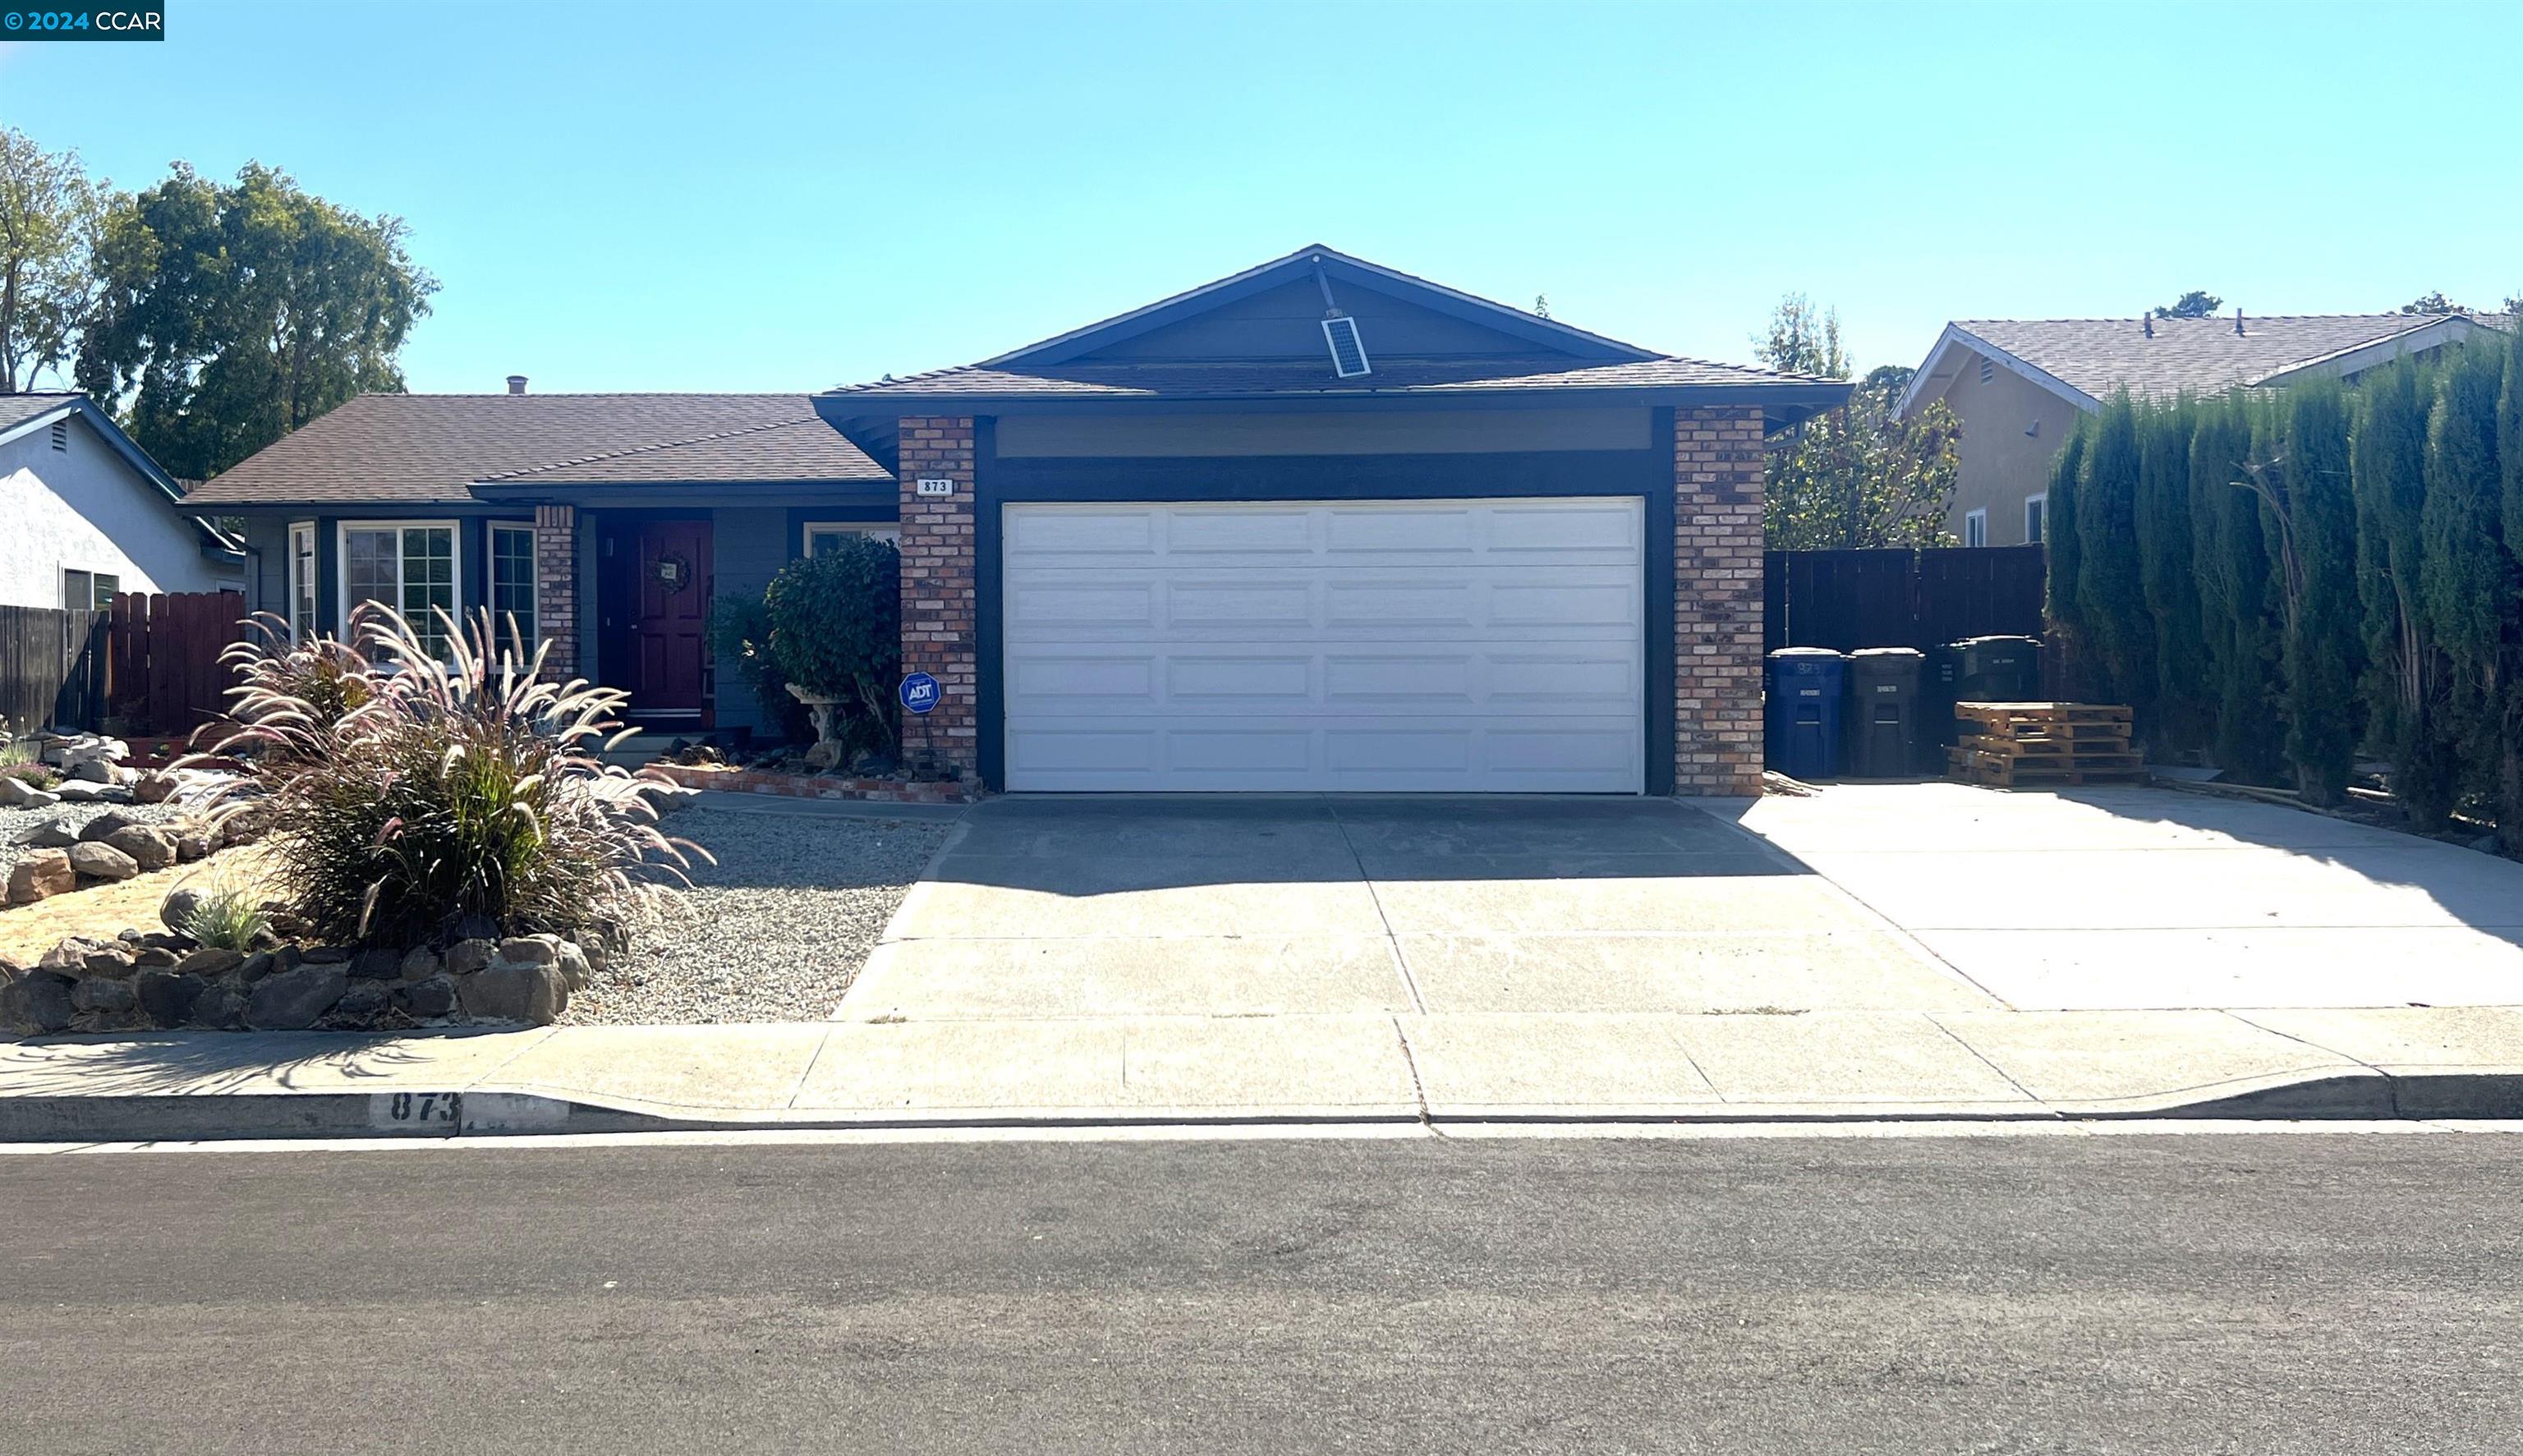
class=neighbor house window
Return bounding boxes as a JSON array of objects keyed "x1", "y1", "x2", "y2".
[
  {"x1": 489, "y1": 523, "x2": 539, "y2": 653},
  {"x1": 2024, "y1": 494, "x2": 2047, "y2": 545},
  {"x1": 340, "y1": 521, "x2": 459, "y2": 657},
  {"x1": 803, "y1": 521, "x2": 901, "y2": 557},
  {"x1": 1965, "y1": 509, "x2": 1988, "y2": 549},
  {"x1": 62, "y1": 570, "x2": 117, "y2": 609},
  {"x1": 288, "y1": 521, "x2": 318, "y2": 641}
]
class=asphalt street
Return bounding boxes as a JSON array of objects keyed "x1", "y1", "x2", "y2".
[{"x1": 4, "y1": 1130, "x2": 2519, "y2": 1454}]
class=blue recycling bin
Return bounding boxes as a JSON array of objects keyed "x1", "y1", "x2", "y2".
[{"x1": 1767, "y1": 648, "x2": 1848, "y2": 779}]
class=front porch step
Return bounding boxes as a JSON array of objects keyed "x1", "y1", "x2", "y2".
[{"x1": 593, "y1": 730, "x2": 672, "y2": 769}]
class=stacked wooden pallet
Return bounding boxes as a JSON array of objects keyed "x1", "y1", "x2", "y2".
[{"x1": 1944, "y1": 702, "x2": 2144, "y2": 788}]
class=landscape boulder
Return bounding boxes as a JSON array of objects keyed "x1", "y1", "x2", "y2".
[
  {"x1": 134, "y1": 969, "x2": 205, "y2": 1028},
  {"x1": 77, "y1": 809, "x2": 148, "y2": 843},
  {"x1": 0, "y1": 775, "x2": 46, "y2": 807},
  {"x1": 131, "y1": 771, "x2": 180, "y2": 805},
  {"x1": 0, "y1": 971, "x2": 75, "y2": 1035},
  {"x1": 24, "y1": 820, "x2": 79, "y2": 849},
  {"x1": 173, "y1": 947, "x2": 244, "y2": 978},
  {"x1": 397, "y1": 976, "x2": 458, "y2": 1020},
  {"x1": 456, "y1": 961, "x2": 565, "y2": 1025},
  {"x1": 160, "y1": 886, "x2": 206, "y2": 935},
  {"x1": 187, "y1": 983, "x2": 246, "y2": 1030},
  {"x1": 244, "y1": 964, "x2": 348, "y2": 1031},
  {"x1": 70, "y1": 976, "x2": 136, "y2": 1014},
  {"x1": 103, "y1": 824, "x2": 177, "y2": 872},
  {"x1": 67, "y1": 842, "x2": 140, "y2": 882},
  {"x1": 8, "y1": 848, "x2": 76, "y2": 905}
]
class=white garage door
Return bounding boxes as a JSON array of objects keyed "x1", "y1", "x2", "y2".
[{"x1": 1001, "y1": 498, "x2": 1645, "y2": 792}]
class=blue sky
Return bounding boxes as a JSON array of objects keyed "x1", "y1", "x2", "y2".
[{"x1": 4, "y1": 0, "x2": 2519, "y2": 393}]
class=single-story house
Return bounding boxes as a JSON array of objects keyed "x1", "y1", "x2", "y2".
[
  {"x1": 1899, "y1": 310, "x2": 2512, "y2": 548},
  {"x1": 182, "y1": 388, "x2": 894, "y2": 736},
  {"x1": 190, "y1": 245, "x2": 1847, "y2": 795},
  {"x1": 0, "y1": 392, "x2": 243, "y2": 609}
]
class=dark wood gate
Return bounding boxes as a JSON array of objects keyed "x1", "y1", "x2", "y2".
[
  {"x1": 1765, "y1": 546, "x2": 2046, "y2": 653},
  {"x1": 106, "y1": 590, "x2": 250, "y2": 734},
  {"x1": 0, "y1": 605, "x2": 108, "y2": 735}
]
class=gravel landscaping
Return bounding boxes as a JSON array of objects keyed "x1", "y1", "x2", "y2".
[
  {"x1": 563, "y1": 804, "x2": 954, "y2": 1024},
  {"x1": 1, "y1": 801, "x2": 188, "y2": 876}
]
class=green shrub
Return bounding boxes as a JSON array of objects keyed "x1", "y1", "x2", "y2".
[
  {"x1": 707, "y1": 593, "x2": 810, "y2": 742},
  {"x1": 763, "y1": 537, "x2": 902, "y2": 756},
  {"x1": 180, "y1": 883, "x2": 270, "y2": 952},
  {"x1": 191, "y1": 604, "x2": 706, "y2": 948}
]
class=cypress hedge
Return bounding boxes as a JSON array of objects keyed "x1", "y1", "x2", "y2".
[{"x1": 2047, "y1": 338, "x2": 2522, "y2": 846}]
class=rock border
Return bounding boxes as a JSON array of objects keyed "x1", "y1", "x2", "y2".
[{"x1": 0, "y1": 910, "x2": 621, "y2": 1036}]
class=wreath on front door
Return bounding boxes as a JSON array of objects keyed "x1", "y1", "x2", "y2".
[{"x1": 652, "y1": 550, "x2": 696, "y2": 594}]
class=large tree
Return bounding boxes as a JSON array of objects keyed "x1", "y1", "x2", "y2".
[
  {"x1": 76, "y1": 162, "x2": 436, "y2": 480},
  {"x1": 1753, "y1": 297, "x2": 1960, "y2": 550},
  {"x1": 0, "y1": 126, "x2": 107, "y2": 393},
  {"x1": 2154, "y1": 291, "x2": 2222, "y2": 319}
]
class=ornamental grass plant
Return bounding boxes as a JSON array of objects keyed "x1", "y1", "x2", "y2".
[{"x1": 190, "y1": 606, "x2": 706, "y2": 948}]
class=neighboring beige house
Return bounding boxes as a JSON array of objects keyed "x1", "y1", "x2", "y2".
[{"x1": 1898, "y1": 310, "x2": 2512, "y2": 547}]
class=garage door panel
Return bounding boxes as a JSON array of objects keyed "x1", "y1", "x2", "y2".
[
  {"x1": 1166, "y1": 656, "x2": 1312, "y2": 701},
  {"x1": 1004, "y1": 499, "x2": 1644, "y2": 792},
  {"x1": 1324, "y1": 581, "x2": 1476, "y2": 625},
  {"x1": 1325, "y1": 656, "x2": 1473, "y2": 701},
  {"x1": 1326, "y1": 507, "x2": 1476, "y2": 553},
  {"x1": 1007, "y1": 582, "x2": 1156, "y2": 628},
  {"x1": 1006, "y1": 509, "x2": 1158, "y2": 557},
  {"x1": 1007, "y1": 655, "x2": 1156, "y2": 702},
  {"x1": 1165, "y1": 580, "x2": 1313, "y2": 626},
  {"x1": 1165, "y1": 508, "x2": 1314, "y2": 555},
  {"x1": 1488, "y1": 503, "x2": 1641, "y2": 553},
  {"x1": 1490, "y1": 583, "x2": 1636, "y2": 626},
  {"x1": 1170, "y1": 730, "x2": 1312, "y2": 773}
]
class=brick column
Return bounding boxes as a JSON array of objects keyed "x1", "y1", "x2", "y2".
[
  {"x1": 897, "y1": 416, "x2": 977, "y2": 781},
  {"x1": 534, "y1": 504, "x2": 578, "y2": 679},
  {"x1": 1673, "y1": 407, "x2": 1766, "y2": 795}
]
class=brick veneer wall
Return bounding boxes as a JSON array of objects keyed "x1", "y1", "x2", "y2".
[
  {"x1": 896, "y1": 416, "x2": 979, "y2": 780},
  {"x1": 1673, "y1": 407, "x2": 1767, "y2": 795},
  {"x1": 534, "y1": 504, "x2": 578, "y2": 679}
]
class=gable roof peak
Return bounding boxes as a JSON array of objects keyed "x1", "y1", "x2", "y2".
[{"x1": 979, "y1": 243, "x2": 1659, "y2": 370}]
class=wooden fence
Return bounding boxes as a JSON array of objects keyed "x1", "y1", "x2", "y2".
[
  {"x1": 1764, "y1": 545, "x2": 2047, "y2": 655},
  {"x1": 0, "y1": 604, "x2": 108, "y2": 736},
  {"x1": 106, "y1": 590, "x2": 249, "y2": 735}
]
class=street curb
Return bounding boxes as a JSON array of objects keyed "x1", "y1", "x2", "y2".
[{"x1": 6, "y1": 1071, "x2": 2520, "y2": 1143}]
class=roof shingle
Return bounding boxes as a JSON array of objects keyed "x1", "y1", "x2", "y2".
[
  {"x1": 186, "y1": 393, "x2": 888, "y2": 506},
  {"x1": 1954, "y1": 314, "x2": 2512, "y2": 403}
]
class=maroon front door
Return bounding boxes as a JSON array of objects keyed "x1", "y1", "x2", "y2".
[{"x1": 632, "y1": 518, "x2": 711, "y2": 712}]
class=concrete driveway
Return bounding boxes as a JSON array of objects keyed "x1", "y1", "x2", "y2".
[
  {"x1": 1732, "y1": 783, "x2": 2523, "y2": 1010},
  {"x1": 843, "y1": 784, "x2": 2523, "y2": 1023},
  {"x1": 841, "y1": 796, "x2": 1994, "y2": 1020}
]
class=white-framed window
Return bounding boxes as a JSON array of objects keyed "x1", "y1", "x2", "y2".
[
  {"x1": 339, "y1": 520, "x2": 460, "y2": 658},
  {"x1": 1964, "y1": 509, "x2": 1988, "y2": 549},
  {"x1": 2024, "y1": 494, "x2": 2047, "y2": 546},
  {"x1": 287, "y1": 521, "x2": 318, "y2": 641},
  {"x1": 62, "y1": 569, "x2": 117, "y2": 610},
  {"x1": 803, "y1": 521, "x2": 901, "y2": 557},
  {"x1": 489, "y1": 522, "x2": 539, "y2": 653}
]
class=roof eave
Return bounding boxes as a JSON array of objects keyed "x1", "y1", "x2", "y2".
[{"x1": 1901, "y1": 324, "x2": 2100, "y2": 419}]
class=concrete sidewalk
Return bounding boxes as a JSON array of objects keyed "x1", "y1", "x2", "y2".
[{"x1": 6, "y1": 1004, "x2": 2521, "y2": 1141}]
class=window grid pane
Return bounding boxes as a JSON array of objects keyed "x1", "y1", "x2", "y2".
[
  {"x1": 491, "y1": 526, "x2": 537, "y2": 651},
  {"x1": 401, "y1": 527, "x2": 455, "y2": 655}
]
